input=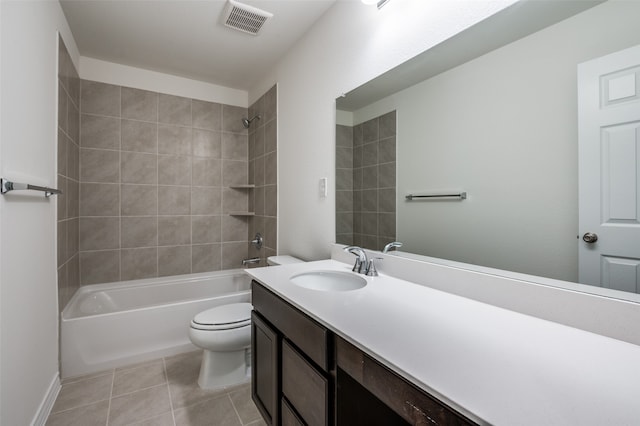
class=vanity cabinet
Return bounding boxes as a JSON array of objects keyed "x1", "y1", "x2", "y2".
[
  {"x1": 251, "y1": 280, "x2": 477, "y2": 426},
  {"x1": 251, "y1": 280, "x2": 331, "y2": 426}
]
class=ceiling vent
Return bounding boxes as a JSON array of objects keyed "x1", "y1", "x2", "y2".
[{"x1": 222, "y1": 0, "x2": 273, "y2": 35}]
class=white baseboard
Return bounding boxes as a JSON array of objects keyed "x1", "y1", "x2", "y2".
[{"x1": 31, "y1": 373, "x2": 61, "y2": 426}]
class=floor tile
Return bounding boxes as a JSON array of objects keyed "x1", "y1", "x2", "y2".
[
  {"x1": 108, "y1": 384, "x2": 172, "y2": 426},
  {"x1": 45, "y1": 400, "x2": 109, "y2": 426},
  {"x1": 166, "y1": 351, "x2": 227, "y2": 409},
  {"x1": 52, "y1": 373, "x2": 113, "y2": 413},
  {"x1": 174, "y1": 394, "x2": 242, "y2": 426},
  {"x1": 229, "y1": 385, "x2": 261, "y2": 425},
  {"x1": 112, "y1": 359, "x2": 166, "y2": 396},
  {"x1": 126, "y1": 412, "x2": 175, "y2": 426}
]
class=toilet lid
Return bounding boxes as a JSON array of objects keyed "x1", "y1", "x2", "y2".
[{"x1": 192, "y1": 302, "x2": 252, "y2": 330}]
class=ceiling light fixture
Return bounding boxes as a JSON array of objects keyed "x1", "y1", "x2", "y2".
[{"x1": 361, "y1": 0, "x2": 391, "y2": 9}]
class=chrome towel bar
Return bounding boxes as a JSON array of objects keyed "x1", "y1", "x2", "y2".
[
  {"x1": 405, "y1": 192, "x2": 467, "y2": 201},
  {"x1": 1, "y1": 178, "x2": 62, "y2": 197}
]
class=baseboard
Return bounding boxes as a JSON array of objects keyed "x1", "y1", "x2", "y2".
[{"x1": 31, "y1": 373, "x2": 61, "y2": 426}]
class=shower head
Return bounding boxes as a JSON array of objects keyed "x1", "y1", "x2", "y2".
[{"x1": 242, "y1": 115, "x2": 261, "y2": 128}]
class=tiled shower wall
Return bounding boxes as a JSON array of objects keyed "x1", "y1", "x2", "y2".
[
  {"x1": 57, "y1": 36, "x2": 81, "y2": 312},
  {"x1": 248, "y1": 85, "x2": 277, "y2": 266},
  {"x1": 336, "y1": 111, "x2": 396, "y2": 251},
  {"x1": 78, "y1": 80, "x2": 253, "y2": 285}
]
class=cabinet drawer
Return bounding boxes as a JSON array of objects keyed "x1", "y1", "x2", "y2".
[
  {"x1": 252, "y1": 280, "x2": 329, "y2": 371},
  {"x1": 282, "y1": 340, "x2": 328, "y2": 426}
]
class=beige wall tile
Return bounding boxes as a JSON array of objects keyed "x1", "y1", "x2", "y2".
[
  {"x1": 192, "y1": 129, "x2": 221, "y2": 158},
  {"x1": 121, "y1": 119, "x2": 157, "y2": 153},
  {"x1": 158, "y1": 186, "x2": 190, "y2": 215},
  {"x1": 222, "y1": 188, "x2": 248, "y2": 214},
  {"x1": 80, "y1": 249, "x2": 120, "y2": 285},
  {"x1": 80, "y1": 148, "x2": 120, "y2": 183},
  {"x1": 81, "y1": 114, "x2": 120, "y2": 149},
  {"x1": 158, "y1": 125, "x2": 191, "y2": 156},
  {"x1": 192, "y1": 158, "x2": 222, "y2": 186},
  {"x1": 191, "y1": 215, "x2": 221, "y2": 244},
  {"x1": 121, "y1": 152, "x2": 157, "y2": 184},
  {"x1": 222, "y1": 216, "x2": 248, "y2": 242},
  {"x1": 192, "y1": 99, "x2": 221, "y2": 131},
  {"x1": 192, "y1": 243, "x2": 221, "y2": 273},
  {"x1": 158, "y1": 216, "x2": 191, "y2": 246},
  {"x1": 158, "y1": 246, "x2": 191, "y2": 276},
  {"x1": 80, "y1": 183, "x2": 120, "y2": 216},
  {"x1": 122, "y1": 87, "x2": 158, "y2": 122},
  {"x1": 223, "y1": 160, "x2": 248, "y2": 186},
  {"x1": 222, "y1": 105, "x2": 248, "y2": 134},
  {"x1": 121, "y1": 216, "x2": 158, "y2": 248},
  {"x1": 158, "y1": 94, "x2": 191, "y2": 126},
  {"x1": 158, "y1": 155, "x2": 191, "y2": 186},
  {"x1": 191, "y1": 187, "x2": 222, "y2": 215},
  {"x1": 81, "y1": 80, "x2": 120, "y2": 117},
  {"x1": 222, "y1": 133, "x2": 247, "y2": 160},
  {"x1": 121, "y1": 248, "x2": 158, "y2": 281},
  {"x1": 79, "y1": 217, "x2": 120, "y2": 250},
  {"x1": 264, "y1": 185, "x2": 277, "y2": 217},
  {"x1": 121, "y1": 184, "x2": 157, "y2": 216},
  {"x1": 265, "y1": 119, "x2": 277, "y2": 154},
  {"x1": 221, "y1": 242, "x2": 247, "y2": 270}
]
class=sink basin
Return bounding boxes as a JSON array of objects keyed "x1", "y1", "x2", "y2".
[{"x1": 290, "y1": 271, "x2": 367, "y2": 292}]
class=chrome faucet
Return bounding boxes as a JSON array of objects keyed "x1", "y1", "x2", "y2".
[
  {"x1": 382, "y1": 241, "x2": 403, "y2": 253},
  {"x1": 343, "y1": 246, "x2": 368, "y2": 274}
]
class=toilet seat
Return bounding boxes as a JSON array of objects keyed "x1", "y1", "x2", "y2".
[{"x1": 191, "y1": 302, "x2": 252, "y2": 331}]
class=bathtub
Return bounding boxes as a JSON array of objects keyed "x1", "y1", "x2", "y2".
[{"x1": 61, "y1": 269, "x2": 251, "y2": 378}]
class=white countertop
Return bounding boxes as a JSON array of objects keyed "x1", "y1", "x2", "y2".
[{"x1": 245, "y1": 259, "x2": 640, "y2": 425}]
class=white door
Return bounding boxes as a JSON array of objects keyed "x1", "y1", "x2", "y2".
[{"x1": 578, "y1": 45, "x2": 640, "y2": 292}]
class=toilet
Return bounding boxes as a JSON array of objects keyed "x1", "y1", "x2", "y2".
[{"x1": 189, "y1": 255, "x2": 303, "y2": 389}]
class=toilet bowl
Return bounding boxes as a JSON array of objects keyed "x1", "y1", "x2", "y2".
[{"x1": 189, "y1": 302, "x2": 252, "y2": 389}]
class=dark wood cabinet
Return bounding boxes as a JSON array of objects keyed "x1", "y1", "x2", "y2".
[
  {"x1": 251, "y1": 280, "x2": 478, "y2": 426},
  {"x1": 251, "y1": 311, "x2": 279, "y2": 425},
  {"x1": 252, "y1": 281, "x2": 331, "y2": 426}
]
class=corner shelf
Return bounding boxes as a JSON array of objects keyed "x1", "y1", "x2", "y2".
[
  {"x1": 230, "y1": 184, "x2": 256, "y2": 189},
  {"x1": 229, "y1": 212, "x2": 255, "y2": 216}
]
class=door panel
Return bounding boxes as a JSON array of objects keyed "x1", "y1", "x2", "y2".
[{"x1": 578, "y1": 44, "x2": 640, "y2": 291}]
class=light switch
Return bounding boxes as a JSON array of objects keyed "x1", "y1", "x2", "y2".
[{"x1": 319, "y1": 177, "x2": 328, "y2": 198}]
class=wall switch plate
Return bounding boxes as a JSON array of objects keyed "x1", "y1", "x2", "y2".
[{"x1": 320, "y1": 177, "x2": 328, "y2": 198}]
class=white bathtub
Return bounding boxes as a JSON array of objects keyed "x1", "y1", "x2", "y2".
[{"x1": 61, "y1": 269, "x2": 251, "y2": 378}]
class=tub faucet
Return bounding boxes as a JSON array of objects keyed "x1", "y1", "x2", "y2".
[
  {"x1": 242, "y1": 257, "x2": 261, "y2": 266},
  {"x1": 343, "y1": 246, "x2": 368, "y2": 274},
  {"x1": 382, "y1": 241, "x2": 403, "y2": 253}
]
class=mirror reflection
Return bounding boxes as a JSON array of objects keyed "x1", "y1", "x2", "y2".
[{"x1": 336, "y1": 0, "x2": 640, "y2": 293}]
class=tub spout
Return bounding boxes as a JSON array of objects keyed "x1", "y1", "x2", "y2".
[{"x1": 242, "y1": 257, "x2": 261, "y2": 266}]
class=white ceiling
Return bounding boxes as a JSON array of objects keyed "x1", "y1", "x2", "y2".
[{"x1": 60, "y1": 0, "x2": 337, "y2": 91}]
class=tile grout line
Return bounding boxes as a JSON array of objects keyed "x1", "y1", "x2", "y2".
[
  {"x1": 105, "y1": 368, "x2": 115, "y2": 426},
  {"x1": 227, "y1": 393, "x2": 243, "y2": 426},
  {"x1": 163, "y1": 357, "x2": 178, "y2": 426}
]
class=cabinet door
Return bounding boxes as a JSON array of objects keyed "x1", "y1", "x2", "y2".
[{"x1": 252, "y1": 311, "x2": 279, "y2": 425}]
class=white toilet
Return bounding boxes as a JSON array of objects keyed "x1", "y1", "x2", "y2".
[{"x1": 189, "y1": 255, "x2": 303, "y2": 389}]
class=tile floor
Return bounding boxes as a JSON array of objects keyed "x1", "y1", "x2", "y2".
[{"x1": 46, "y1": 350, "x2": 265, "y2": 426}]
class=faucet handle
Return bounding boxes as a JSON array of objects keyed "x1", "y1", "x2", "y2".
[{"x1": 366, "y1": 257, "x2": 383, "y2": 277}]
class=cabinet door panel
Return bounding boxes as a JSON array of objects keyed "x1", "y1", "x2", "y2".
[
  {"x1": 252, "y1": 281, "x2": 329, "y2": 371},
  {"x1": 252, "y1": 311, "x2": 279, "y2": 425},
  {"x1": 282, "y1": 340, "x2": 328, "y2": 426},
  {"x1": 282, "y1": 398, "x2": 305, "y2": 426}
]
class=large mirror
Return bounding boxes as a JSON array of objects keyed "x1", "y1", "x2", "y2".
[{"x1": 336, "y1": 0, "x2": 640, "y2": 297}]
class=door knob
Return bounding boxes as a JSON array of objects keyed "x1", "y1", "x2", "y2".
[{"x1": 582, "y1": 232, "x2": 598, "y2": 244}]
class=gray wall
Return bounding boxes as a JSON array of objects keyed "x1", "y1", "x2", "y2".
[
  {"x1": 57, "y1": 35, "x2": 80, "y2": 311},
  {"x1": 77, "y1": 80, "x2": 253, "y2": 285},
  {"x1": 336, "y1": 111, "x2": 396, "y2": 251},
  {"x1": 248, "y1": 85, "x2": 278, "y2": 266}
]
